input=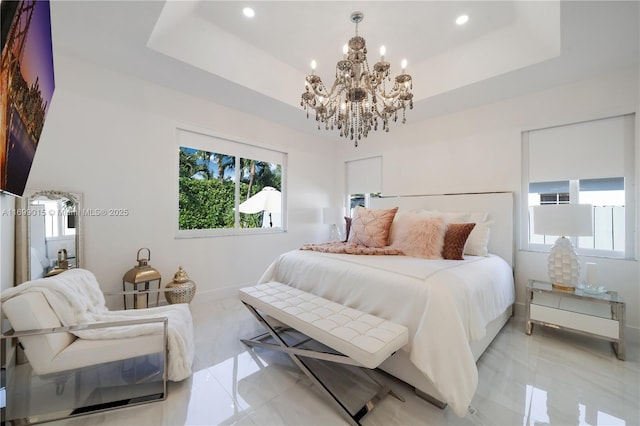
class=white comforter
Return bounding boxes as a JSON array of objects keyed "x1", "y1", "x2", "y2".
[
  {"x1": 259, "y1": 250, "x2": 514, "y2": 416},
  {"x1": 1, "y1": 269, "x2": 194, "y2": 381}
]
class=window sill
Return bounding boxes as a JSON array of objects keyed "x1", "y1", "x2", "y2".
[
  {"x1": 175, "y1": 228, "x2": 286, "y2": 239},
  {"x1": 521, "y1": 246, "x2": 634, "y2": 261}
]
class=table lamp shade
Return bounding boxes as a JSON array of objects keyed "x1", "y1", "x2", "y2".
[
  {"x1": 322, "y1": 207, "x2": 344, "y2": 242},
  {"x1": 322, "y1": 207, "x2": 344, "y2": 225},
  {"x1": 533, "y1": 204, "x2": 593, "y2": 237},
  {"x1": 532, "y1": 204, "x2": 593, "y2": 291}
]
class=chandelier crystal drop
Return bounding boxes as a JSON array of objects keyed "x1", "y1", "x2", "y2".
[{"x1": 300, "y1": 11, "x2": 414, "y2": 147}]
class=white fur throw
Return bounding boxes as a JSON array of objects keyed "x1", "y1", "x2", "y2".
[{"x1": 0, "y1": 269, "x2": 194, "y2": 381}]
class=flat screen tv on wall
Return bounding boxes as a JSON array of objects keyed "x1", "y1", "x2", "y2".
[{"x1": 1, "y1": 0, "x2": 55, "y2": 197}]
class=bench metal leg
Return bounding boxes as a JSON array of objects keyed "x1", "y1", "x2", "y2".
[{"x1": 241, "y1": 302, "x2": 397, "y2": 426}]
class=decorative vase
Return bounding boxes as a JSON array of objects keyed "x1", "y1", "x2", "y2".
[{"x1": 165, "y1": 266, "x2": 196, "y2": 304}]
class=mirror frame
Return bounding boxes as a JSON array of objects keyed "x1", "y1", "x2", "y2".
[{"x1": 15, "y1": 190, "x2": 84, "y2": 284}]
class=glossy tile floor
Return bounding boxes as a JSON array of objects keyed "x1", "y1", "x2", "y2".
[{"x1": 48, "y1": 296, "x2": 639, "y2": 426}]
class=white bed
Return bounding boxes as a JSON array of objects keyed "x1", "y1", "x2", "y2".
[{"x1": 259, "y1": 192, "x2": 515, "y2": 416}]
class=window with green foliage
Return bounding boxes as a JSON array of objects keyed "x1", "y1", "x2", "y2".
[{"x1": 177, "y1": 128, "x2": 286, "y2": 236}]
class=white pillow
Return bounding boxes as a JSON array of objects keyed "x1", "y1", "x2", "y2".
[
  {"x1": 436, "y1": 211, "x2": 471, "y2": 223},
  {"x1": 415, "y1": 210, "x2": 470, "y2": 223},
  {"x1": 467, "y1": 211, "x2": 489, "y2": 224},
  {"x1": 416, "y1": 209, "x2": 487, "y2": 224},
  {"x1": 464, "y1": 221, "x2": 492, "y2": 256}
]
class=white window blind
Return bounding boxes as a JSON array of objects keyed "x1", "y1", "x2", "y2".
[
  {"x1": 346, "y1": 156, "x2": 382, "y2": 194},
  {"x1": 177, "y1": 128, "x2": 285, "y2": 165},
  {"x1": 523, "y1": 113, "x2": 636, "y2": 258},
  {"x1": 528, "y1": 115, "x2": 631, "y2": 182}
]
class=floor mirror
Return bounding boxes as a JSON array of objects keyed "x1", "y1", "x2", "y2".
[{"x1": 15, "y1": 190, "x2": 83, "y2": 284}]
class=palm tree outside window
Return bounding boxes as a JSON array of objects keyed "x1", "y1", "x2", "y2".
[{"x1": 176, "y1": 128, "x2": 286, "y2": 236}]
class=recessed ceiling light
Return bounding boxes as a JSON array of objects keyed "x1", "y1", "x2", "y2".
[
  {"x1": 243, "y1": 7, "x2": 255, "y2": 18},
  {"x1": 456, "y1": 14, "x2": 469, "y2": 25}
]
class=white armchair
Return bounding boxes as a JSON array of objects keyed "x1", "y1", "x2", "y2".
[{"x1": 0, "y1": 269, "x2": 194, "y2": 424}]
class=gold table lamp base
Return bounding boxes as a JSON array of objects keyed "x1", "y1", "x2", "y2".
[{"x1": 552, "y1": 283, "x2": 575, "y2": 292}]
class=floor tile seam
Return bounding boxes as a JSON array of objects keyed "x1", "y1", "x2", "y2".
[
  {"x1": 203, "y1": 363, "x2": 261, "y2": 414},
  {"x1": 519, "y1": 373, "x2": 537, "y2": 426},
  {"x1": 204, "y1": 349, "x2": 307, "y2": 415}
]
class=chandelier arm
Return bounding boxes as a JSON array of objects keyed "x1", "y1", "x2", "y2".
[
  {"x1": 371, "y1": 94, "x2": 399, "y2": 112},
  {"x1": 325, "y1": 78, "x2": 348, "y2": 100},
  {"x1": 375, "y1": 86, "x2": 407, "y2": 100},
  {"x1": 307, "y1": 85, "x2": 329, "y2": 99},
  {"x1": 307, "y1": 79, "x2": 346, "y2": 104}
]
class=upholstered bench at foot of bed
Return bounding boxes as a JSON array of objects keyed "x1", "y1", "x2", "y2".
[{"x1": 239, "y1": 281, "x2": 409, "y2": 426}]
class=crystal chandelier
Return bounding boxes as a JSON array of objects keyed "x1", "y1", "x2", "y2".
[{"x1": 300, "y1": 11, "x2": 414, "y2": 147}]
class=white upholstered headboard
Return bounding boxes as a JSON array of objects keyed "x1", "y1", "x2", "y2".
[{"x1": 370, "y1": 192, "x2": 514, "y2": 267}]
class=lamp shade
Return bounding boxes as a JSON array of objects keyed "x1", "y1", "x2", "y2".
[
  {"x1": 322, "y1": 207, "x2": 344, "y2": 225},
  {"x1": 533, "y1": 204, "x2": 593, "y2": 291},
  {"x1": 533, "y1": 204, "x2": 593, "y2": 237}
]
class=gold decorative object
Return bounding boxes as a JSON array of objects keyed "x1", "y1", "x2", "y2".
[
  {"x1": 301, "y1": 11, "x2": 413, "y2": 147},
  {"x1": 165, "y1": 266, "x2": 196, "y2": 304},
  {"x1": 45, "y1": 249, "x2": 70, "y2": 277},
  {"x1": 122, "y1": 248, "x2": 161, "y2": 309}
]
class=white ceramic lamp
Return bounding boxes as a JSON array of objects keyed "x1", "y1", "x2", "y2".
[
  {"x1": 533, "y1": 204, "x2": 593, "y2": 291},
  {"x1": 322, "y1": 207, "x2": 344, "y2": 242}
]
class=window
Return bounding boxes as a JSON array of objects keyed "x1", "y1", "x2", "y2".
[
  {"x1": 522, "y1": 114, "x2": 635, "y2": 258},
  {"x1": 31, "y1": 199, "x2": 76, "y2": 238},
  {"x1": 346, "y1": 156, "x2": 382, "y2": 216},
  {"x1": 528, "y1": 178, "x2": 625, "y2": 252},
  {"x1": 177, "y1": 128, "x2": 286, "y2": 237},
  {"x1": 348, "y1": 193, "x2": 381, "y2": 215}
]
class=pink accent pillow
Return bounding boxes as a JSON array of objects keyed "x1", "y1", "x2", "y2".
[
  {"x1": 348, "y1": 206, "x2": 399, "y2": 248},
  {"x1": 390, "y1": 214, "x2": 447, "y2": 259}
]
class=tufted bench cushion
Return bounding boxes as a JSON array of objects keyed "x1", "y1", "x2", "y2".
[{"x1": 239, "y1": 282, "x2": 408, "y2": 369}]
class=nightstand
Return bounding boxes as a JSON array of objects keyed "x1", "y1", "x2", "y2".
[{"x1": 526, "y1": 279, "x2": 625, "y2": 360}]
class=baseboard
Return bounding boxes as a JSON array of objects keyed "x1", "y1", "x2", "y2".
[
  {"x1": 513, "y1": 301, "x2": 526, "y2": 319},
  {"x1": 190, "y1": 281, "x2": 253, "y2": 306},
  {"x1": 627, "y1": 327, "x2": 640, "y2": 344}
]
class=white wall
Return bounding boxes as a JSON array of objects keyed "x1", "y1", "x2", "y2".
[
  {"x1": 0, "y1": 193, "x2": 15, "y2": 291},
  {"x1": 22, "y1": 53, "x2": 338, "y2": 306},
  {"x1": 7, "y1": 50, "x2": 639, "y2": 339},
  {"x1": 338, "y1": 68, "x2": 640, "y2": 338}
]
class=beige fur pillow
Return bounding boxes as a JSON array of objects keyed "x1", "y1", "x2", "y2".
[
  {"x1": 390, "y1": 213, "x2": 447, "y2": 259},
  {"x1": 348, "y1": 206, "x2": 398, "y2": 247}
]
